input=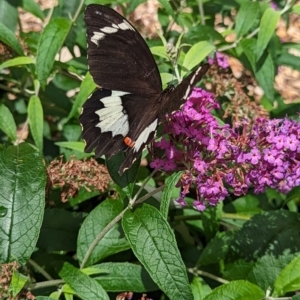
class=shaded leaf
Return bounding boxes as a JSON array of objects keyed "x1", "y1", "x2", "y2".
[
  {"x1": 59, "y1": 262, "x2": 109, "y2": 300},
  {"x1": 0, "y1": 104, "x2": 17, "y2": 142},
  {"x1": 0, "y1": 22, "x2": 23, "y2": 55},
  {"x1": 0, "y1": 143, "x2": 46, "y2": 263}
]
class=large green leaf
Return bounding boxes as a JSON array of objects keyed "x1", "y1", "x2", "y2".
[
  {"x1": 59, "y1": 262, "x2": 109, "y2": 300},
  {"x1": 203, "y1": 280, "x2": 264, "y2": 300},
  {"x1": 36, "y1": 18, "x2": 72, "y2": 88},
  {"x1": 122, "y1": 204, "x2": 193, "y2": 300},
  {"x1": 0, "y1": 0, "x2": 18, "y2": 33},
  {"x1": 256, "y1": 8, "x2": 280, "y2": 61},
  {"x1": 0, "y1": 22, "x2": 23, "y2": 56},
  {"x1": 0, "y1": 143, "x2": 46, "y2": 263},
  {"x1": 77, "y1": 199, "x2": 130, "y2": 267},
  {"x1": 235, "y1": 2, "x2": 260, "y2": 38},
  {"x1": 93, "y1": 262, "x2": 158, "y2": 292},
  {"x1": 183, "y1": 41, "x2": 214, "y2": 71},
  {"x1": 273, "y1": 255, "x2": 300, "y2": 296},
  {"x1": 0, "y1": 56, "x2": 35, "y2": 71},
  {"x1": 255, "y1": 53, "x2": 275, "y2": 101}
]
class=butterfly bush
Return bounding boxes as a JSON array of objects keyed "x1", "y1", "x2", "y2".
[{"x1": 150, "y1": 88, "x2": 300, "y2": 211}]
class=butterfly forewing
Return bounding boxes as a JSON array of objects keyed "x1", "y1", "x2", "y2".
[
  {"x1": 81, "y1": 4, "x2": 209, "y2": 175},
  {"x1": 85, "y1": 4, "x2": 162, "y2": 95}
]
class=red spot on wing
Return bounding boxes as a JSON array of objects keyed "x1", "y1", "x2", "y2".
[{"x1": 124, "y1": 136, "x2": 135, "y2": 147}]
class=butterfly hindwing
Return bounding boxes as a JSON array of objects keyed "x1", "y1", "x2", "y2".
[{"x1": 84, "y1": 4, "x2": 162, "y2": 95}]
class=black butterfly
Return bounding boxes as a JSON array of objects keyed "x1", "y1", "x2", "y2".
[{"x1": 80, "y1": 4, "x2": 209, "y2": 175}]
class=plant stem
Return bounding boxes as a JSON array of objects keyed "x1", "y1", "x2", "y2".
[
  {"x1": 80, "y1": 206, "x2": 129, "y2": 269},
  {"x1": 29, "y1": 279, "x2": 64, "y2": 291},
  {"x1": 28, "y1": 259, "x2": 53, "y2": 281},
  {"x1": 188, "y1": 268, "x2": 229, "y2": 284}
]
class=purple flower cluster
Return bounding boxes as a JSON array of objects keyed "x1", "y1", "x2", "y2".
[
  {"x1": 208, "y1": 52, "x2": 229, "y2": 69},
  {"x1": 150, "y1": 88, "x2": 300, "y2": 211}
]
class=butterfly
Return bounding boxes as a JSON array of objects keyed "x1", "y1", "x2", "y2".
[{"x1": 79, "y1": 4, "x2": 209, "y2": 175}]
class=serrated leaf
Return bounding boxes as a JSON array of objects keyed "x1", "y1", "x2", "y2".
[
  {"x1": 20, "y1": 0, "x2": 44, "y2": 20},
  {"x1": 226, "y1": 210, "x2": 300, "y2": 262},
  {"x1": 28, "y1": 95, "x2": 44, "y2": 152},
  {"x1": 59, "y1": 262, "x2": 109, "y2": 300},
  {"x1": 0, "y1": 143, "x2": 46, "y2": 263},
  {"x1": 255, "y1": 53, "x2": 275, "y2": 101},
  {"x1": 0, "y1": 104, "x2": 16, "y2": 142},
  {"x1": 0, "y1": 22, "x2": 23, "y2": 56},
  {"x1": 273, "y1": 255, "x2": 300, "y2": 296},
  {"x1": 183, "y1": 41, "x2": 214, "y2": 71},
  {"x1": 93, "y1": 262, "x2": 158, "y2": 292},
  {"x1": 256, "y1": 8, "x2": 280, "y2": 61},
  {"x1": 0, "y1": 56, "x2": 35, "y2": 71},
  {"x1": 106, "y1": 152, "x2": 140, "y2": 188},
  {"x1": 235, "y1": 2, "x2": 260, "y2": 38},
  {"x1": 36, "y1": 18, "x2": 72, "y2": 88},
  {"x1": 160, "y1": 171, "x2": 182, "y2": 219},
  {"x1": 203, "y1": 280, "x2": 264, "y2": 300},
  {"x1": 66, "y1": 72, "x2": 96, "y2": 122},
  {"x1": 77, "y1": 199, "x2": 129, "y2": 267},
  {"x1": 122, "y1": 204, "x2": 193, "y2": 300}
]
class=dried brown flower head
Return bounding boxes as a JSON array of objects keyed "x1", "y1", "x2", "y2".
[{"x1": 47, "y1": 157, "x2": 112, "y2": 202}]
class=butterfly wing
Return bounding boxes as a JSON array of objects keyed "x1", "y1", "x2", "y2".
[
  {"x1": 84, "y1": 4, "x2": 162, "y2": 95},
  {"x1": 158, "y1": 63, "x2": 210, "y2": 121}
]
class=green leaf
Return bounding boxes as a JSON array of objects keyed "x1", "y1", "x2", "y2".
[
  {"x1": 240, "y1": 38, "x2": 256, "y2": 71},
  {"x1": 191, "y1": 277, "x2": 212, "y2": 300},
  {"x1": 0, "y1": 143, "x2": 46, "y2": 263},
  {"x1": 0, "y1": 104, "x2": 17, "y2": 142},
  {"x1": 10, "y1": 271, "x2": 28, "y2": 297},
  {"x1": 66, "y1": 72, "x2": 96, "y2": 122},
  {"x1": 278, "y1": 52, "x2": 300, "y2": 71},
  {"x1": 59, "y1": 262, "x2": 109, "y2": 300},
  {"x1": 273, "y1": 255, "x2": 300, "y2": 296},
  {"x1": 55, "y1": 141, "x2": 86, "y2": 153},
  {"x1": 122, "y1": 204, "x2": 193, "y2": 300},
  {"x1": 77, "y1": 199, "x2": 130, "y2": 267},
  {"x1": 0, "y1": 22, "x2": 23, "y2": 55},
  {"x1": 36, "y1": 18, "x2": 72, "y2": 88},
  {"x1": 160, "y1": 172, "x2": 182, "y2": 219},
  {"x1": 292, "y1": 4, "x2": 300, "y2": 14},
  {"x1": 150, "y1": 45, "x2": 168, "y2": 59},
  {"x1": 256, "y1": 8, "x2": 280, "y2": 61},
  {"x1": 0, "y1": 0, "x2": 18, "y2": 33},
  {"x1": 202, "y1": 204, "x2": 222, "y2": 242},
  {"x1": 235, "y1": 2, "x2": 260, "y2": 38},
  {"x1": 106, "y1": 152, "x2": 140, "y2": 188},
  {"x1": 0, "y1": 56, "x2": 35, "y2": 71},
  {"x1": 128, "y1": 0, "x2": 147, "y2": 13},
  {"x1": 197, "y1": 231, "x2": 236, "y2": 266},
  {"x1": 226, "y1": 210, "x2": 300, "y2": 262},
  {"x1": 202, "y1": 280, "x2": 264, "y2": 300},
  {"x1": 158, "y1": 0, "x2": 175, "y2": 20},
  {"x1": 36, "y1": 297, "x2": 56, "y2": 300},
  {"x1": 255, "y1": 53, "x2": 275, "y2": 101},
  {"x1": 20, "y1": 0, "x2": 44, "y2": 20},
  {"x1": 183, "y1": 41, "x2": 214, "y2": 71},
  {"x1": 93, "y1": 262, "x2": 158, "y2": 292},
  {"x1": 28, "y1": 95, "x2": 44, "y2": 152}
]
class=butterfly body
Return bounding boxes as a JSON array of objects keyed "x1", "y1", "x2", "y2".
[{"x1": 80, "y1": 4, "x2": 209, "y2": 174}]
